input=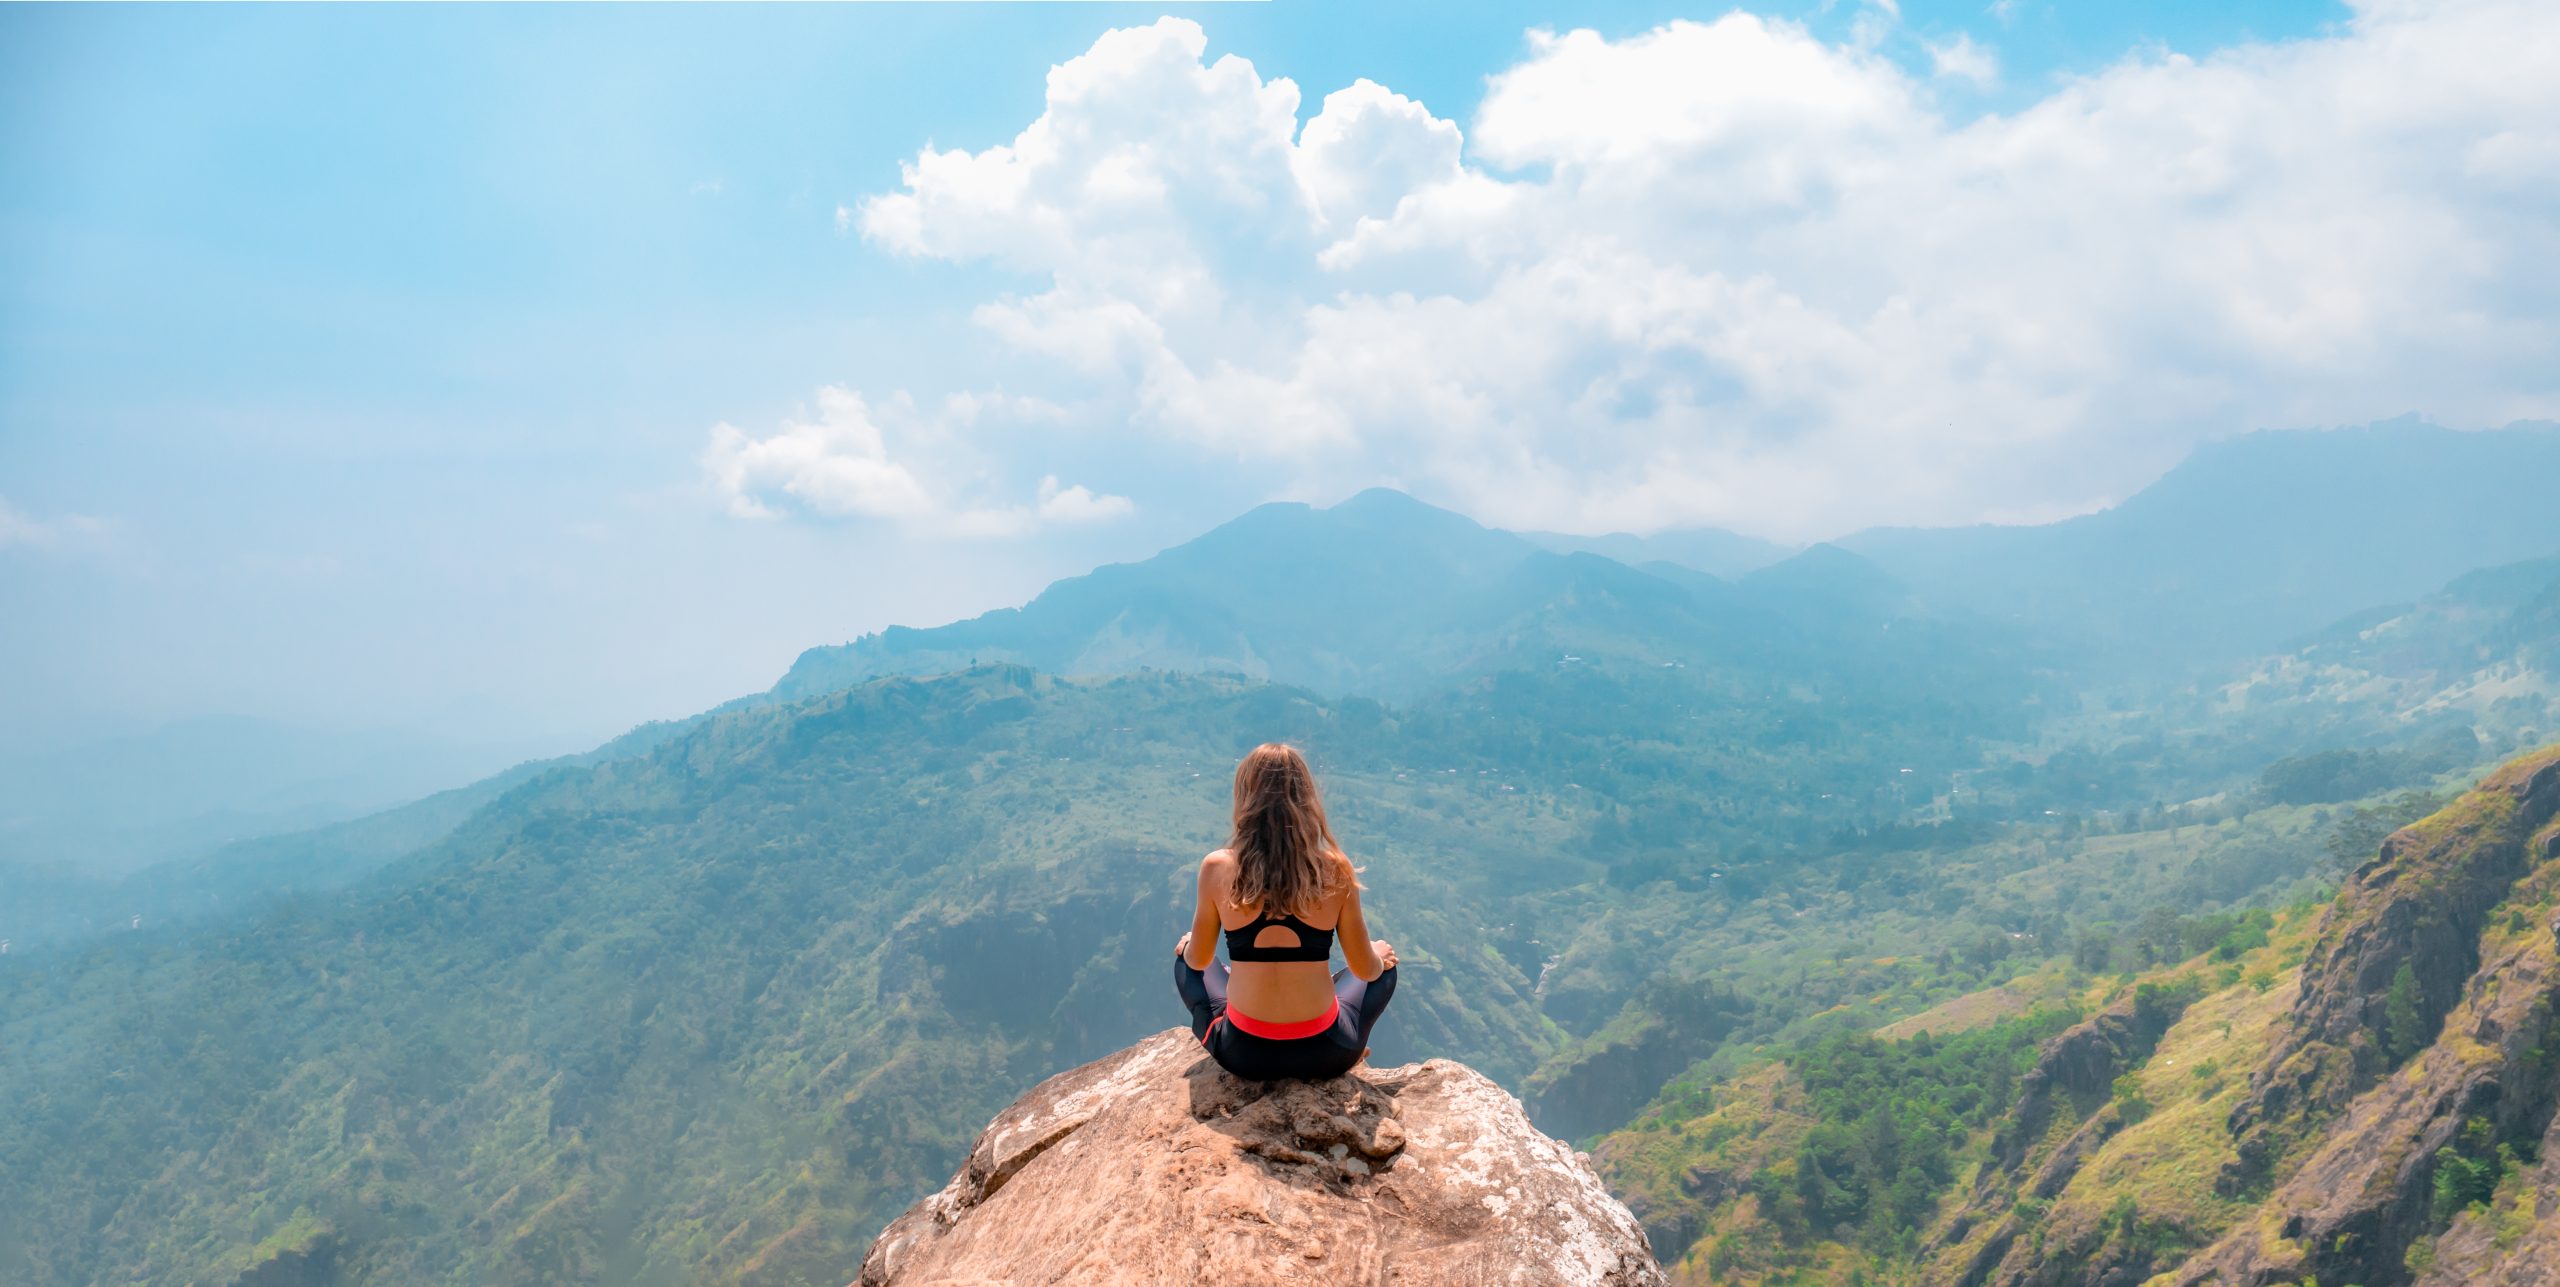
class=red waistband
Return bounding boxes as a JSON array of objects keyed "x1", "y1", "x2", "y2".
[{"x1": 1218, "y1": 998, "x2": 1341, "y2": 1041}]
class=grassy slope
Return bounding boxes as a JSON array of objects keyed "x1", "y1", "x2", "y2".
[
  {"x1": 1599, "y1": 912, "x2": 2316, "y2": 1286},
  {"x1": 1591, "y1": 794, "x2": 2352, "y2": 1284},
  {"x1": 1597, "y1": 750, "x2": 2560, "y2": 1287}
]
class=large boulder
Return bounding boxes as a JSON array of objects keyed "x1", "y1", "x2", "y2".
[{"x1": 856, "y1": 1029, "x2": 1665, "y2": 1286}]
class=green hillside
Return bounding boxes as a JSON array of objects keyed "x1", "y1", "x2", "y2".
[
  {"x1": 0, "y1": 657, "x2": 2047, "y2": 1285},
  {"x1": 10, "y1": 428, "x2": 2560, "y2": 1287},
  {"x1": 1589, "y1": 745, "x2": 2560, "y2": 1286},
  {"x1": 5, "y1": 652, "x2": 2472, "y2": 1286}
]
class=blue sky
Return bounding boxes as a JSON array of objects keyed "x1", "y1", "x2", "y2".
[{"x1": 11, "y1": 0, "x2": 2553, "y2": 756}]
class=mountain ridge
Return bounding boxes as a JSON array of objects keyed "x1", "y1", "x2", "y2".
[
  {"x1": 1839, "y1": 419, "x2": 2560, "y2": 670},
  {"x1": 772, "y1": 421, "x2": 2559, "y2": 707}
]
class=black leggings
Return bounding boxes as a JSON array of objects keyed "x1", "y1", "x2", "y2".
[{"x1": 1174, "y1": 954, "x2": 1397, "y2": 1081}]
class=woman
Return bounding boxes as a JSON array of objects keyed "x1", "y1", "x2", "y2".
[{"x1": 1175, "y1": 742, "x2": 1399, "y2": 1081}]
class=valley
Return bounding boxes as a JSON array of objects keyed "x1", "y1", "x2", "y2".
[{"x1": 3, "y1": 423, "x2": 2558, "y2": 1285}]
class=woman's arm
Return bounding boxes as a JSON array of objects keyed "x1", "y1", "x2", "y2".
[
  {"x1": 1335, "y1": 859, "x2": 1394, "y2": 981},
  {"x1": 1181, "y1": 853, "x2": 1225, "y2": 971}
]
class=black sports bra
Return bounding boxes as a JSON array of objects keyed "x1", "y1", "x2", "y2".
[{"x1": 1223, "y1": 908, "x2": 1336, "y2": 963}]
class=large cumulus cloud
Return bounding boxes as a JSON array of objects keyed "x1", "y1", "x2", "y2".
[{"x1": 740, "y1": 2, "x2": 2560, "y2": 540}]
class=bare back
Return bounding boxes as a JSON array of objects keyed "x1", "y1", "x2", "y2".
[{"x1": 1186, "y1": 847, "x2": 1381, "y2": 1022}]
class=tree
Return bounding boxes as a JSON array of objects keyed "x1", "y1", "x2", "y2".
[{"x1": 2385, "y1": 961, "x2": 2427, "y2": 1063}]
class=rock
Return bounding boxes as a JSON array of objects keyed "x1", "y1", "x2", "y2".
[
  {"x1": 855, "y1": 1029, "x2": 1666, "y2": 1287},
  {"x1": 1923, "y1": 987, "x2": 2194, "y2": 1287},
  {"x1": 1924, "y1": 747, "x2": 2560, "y2": 1287},
  {"x1": 1986, "y1": 989, "x2": 2190, "y2": 1177},
  {"x1": 2160, "y1": 914, "x2": 2560, "y2": 1287},
  {"x1": 2160, "y1": 754, "x2": 2560, "y2": 1287},
  {"x1": 2222, "y1": 749, "x2": 2560, "y2": 1190},
  {"x1": 2417, "y1": 1096, "x2": 2560, "y2": 1285}
]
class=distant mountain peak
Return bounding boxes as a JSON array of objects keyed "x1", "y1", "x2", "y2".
[{"x1": 1333, "y1": 485, "x2": 1433, "y2": 512}]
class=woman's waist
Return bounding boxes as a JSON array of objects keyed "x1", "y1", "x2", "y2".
[{"x1": 1223, "y1": 963, "x2": 1336, "y2": 1022}]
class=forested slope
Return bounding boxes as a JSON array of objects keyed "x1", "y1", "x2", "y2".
[
  {"x1": 0, "y1": 657, "x2": 2034, "y2": 1286},
  {"x1": 1588, "y1": 745, "x2": 2560, "y2": 1286}
]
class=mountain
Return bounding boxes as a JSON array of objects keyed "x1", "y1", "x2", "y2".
[
  {"x1": 774, "y1": 488, "x2": 2042, "y2": 739},
  {"x1": 0, "y1": 721, "x2": 708, "y2": 954},
  {"x1": 0, "y1": 769, "x2": 528, "y2": 951},
  {"x1": 775, "y1": 488, "x2": 1556, "y2": 700},
  {"x1": 1587, "y1": 744, "x2": 2560, "y2": 1285},
  {"x1": 1522, "y1": 527, "x2": 1797, "y2": 581},
  {"x1": 778, "y1": 424, "x2": 2560, "y2": 709},
  {"x1": 0, "y1": 644, "x2": 2228, "y2": 1287},
  {"x1": 15, "y1": 432, "x2": 2560, "y2": 1287},
  {"x1": 1840, "y1": 420, "x2": 2560, "y2": 672},
  {"x1": 2212, "y1": 554, "x2": 2560, "y2": 739},
  {"x1": 772, "y1": 487, "x2": 1864, "y2": 703}
]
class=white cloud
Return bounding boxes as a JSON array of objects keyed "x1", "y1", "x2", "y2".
[
  {"x1": 0, "y1": 497, "x2": 110, "y2": 552},
  {"x1": 856, "y1": 16, "x2": 1312, "y2": 315},
  {"x1": 702, "y1": 387, "x2": 934, "y2": 522},
  {"x1": 1036, "y1": 475, "x2": 1136, "y2": 523},
  {"x1": 1293, "y1": 80, "x2": 1464, "y2": 232},
  {"x1": 700, "y1": 386, "x2": 1130, "y2": 536},
  {"x1": 819, "y1": 3, "x2": 2560, "y2": 541},
  {"x1": 1927, "y1": 33, "x2": 1999, "y2": 87},
  {"x1": 1474, "y1": 17, "x2": 1921, "y2": 176}
]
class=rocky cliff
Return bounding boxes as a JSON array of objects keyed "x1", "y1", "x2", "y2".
[
  {"x1": 2221, "y1": 748, "x2": 2560, "y2": 1190},
  {"x1": 1920, "y1": 745, "x2": 2560, "y2": 1287},
  {"x1": 855, "y1": 1029, "x2": 1666, "y2": 1287},
  {"x1": 1930, "y1": 982, "x2": 2200, "y2": 1287},
  {"x1": 2163, "y1": 748, "x2": 2560, "y2": 1287}
]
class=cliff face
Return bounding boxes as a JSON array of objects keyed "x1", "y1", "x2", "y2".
[
  {"x1": 1914, "y1": 745, "x2": 2560, "y2": 1287},
  {"x1": 857, "y1": 1029, "x2": 1666, "y2": 1287},
  {"x1": 2164, "y1": 750, "x2": 2560, "y2": 1287},
  {"x1": 2165, "y1": 900, "x2": 2560, "y2": 1286},
  {"x1": 2222, "y1": 749, "x2": 2560, "y2": 1189},
  {"x1": 1930, "y1": 984, "x2": 2198, "y2": 1287},
  {"x1": 2417, "y1": 1072, "x2": 2560, "y2": 1286}
]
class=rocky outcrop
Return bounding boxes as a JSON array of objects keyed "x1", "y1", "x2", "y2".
[
  {"x1": 2222, "y1": 750, "x2": 2560, "y2": 1189},
  {"x1": 856, "y1": 1029, "x2": 1666, "y2": 1286},
  {"x1": 1919, "y1": 747, "x2": 2560, "y2": 1287},
  {"x1": 2161, "y1": 892, "x2": 2560, "y2": 1285},
  {"x1": 1987, "y1": 985, "x2": 2190, "y2": 1177},
  {"x1": 1930, "y1": 986, "x2": 2194, "y2": 1287},
  {"x1": 2417, "y1": 1085, "x2": 2560, "y2": 1285},
  {"x1": 2159, "y1": 749, "x2": 2560, "y2": 1287}
]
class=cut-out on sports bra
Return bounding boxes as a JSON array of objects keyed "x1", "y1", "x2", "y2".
[{"x1": 1223, "y1": 908, "x2": 1336, "y2": 963}]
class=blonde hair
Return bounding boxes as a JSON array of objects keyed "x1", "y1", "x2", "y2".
[{"x1": 1226, "y1": 743, "x2": 1348, "y2": 916}]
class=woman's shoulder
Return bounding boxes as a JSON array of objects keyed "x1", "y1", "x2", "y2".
[{"x1": 1326, "y1": 848, "x2": 1362, "y2": 892}]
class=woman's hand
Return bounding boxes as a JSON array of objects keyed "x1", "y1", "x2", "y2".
[
  {"x1": 1372, "y1": 939, "x2": 1398, "y2": 971},
  {"x1": 1176, "y1": 931, "x2": 1193, "y2": 959}
]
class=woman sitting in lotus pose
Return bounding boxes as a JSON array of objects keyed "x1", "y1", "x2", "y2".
[{"x1": 1175, "y1": 742, "x2": 1398, "y2": 1081}]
